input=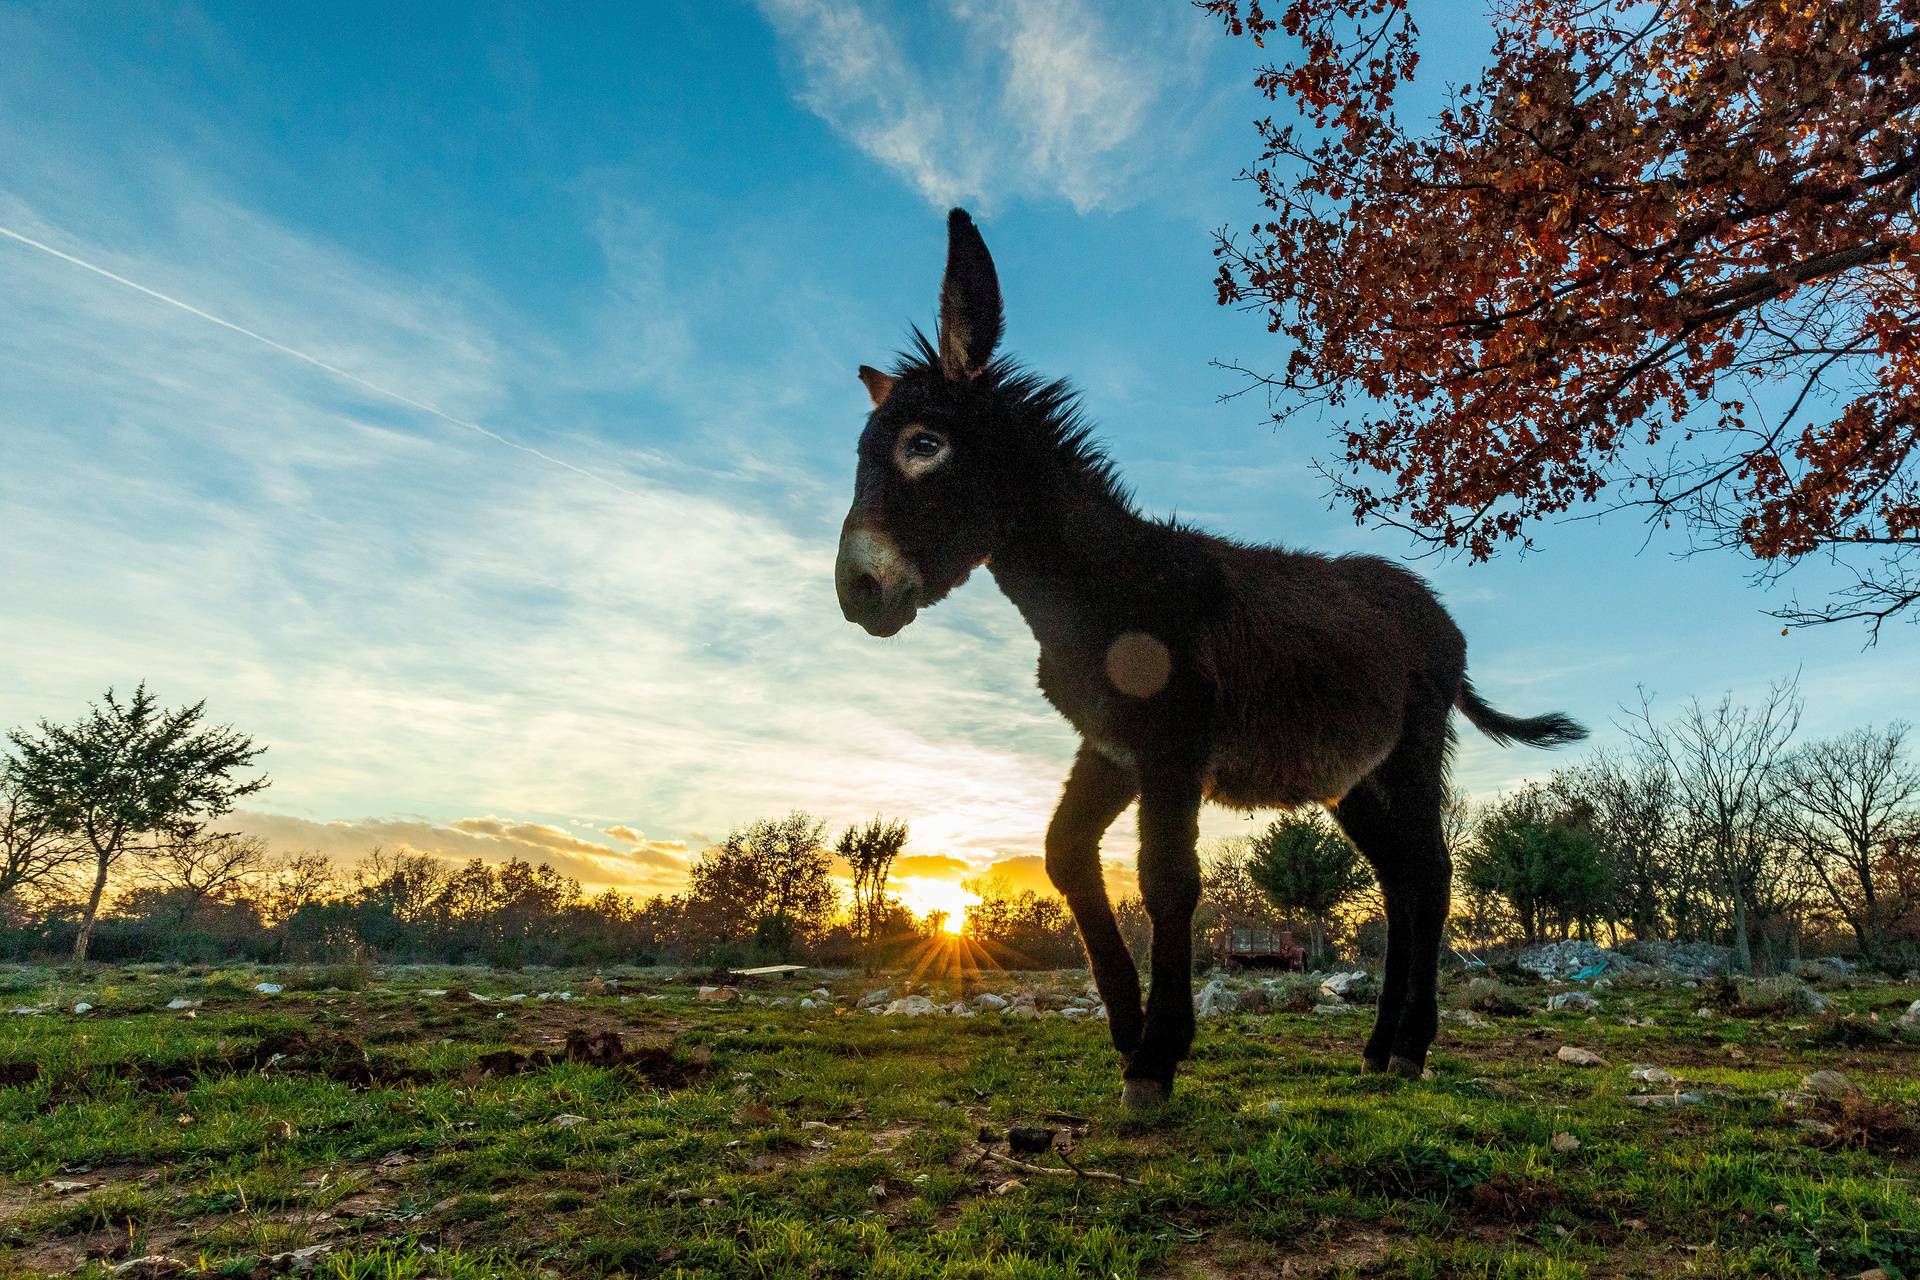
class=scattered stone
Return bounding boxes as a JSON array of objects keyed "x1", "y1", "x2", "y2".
[
  {"x1": 551, "y1": 1113, "x2": 589, "y2": 1129},
  {"x1": 798, "y1": 997, "x2": 821, "y2": 1010},
  {"x1": 1313, "y1": 1002, "x2": 1358, "y2": 1015},
  {"x1": 697, "y1": 985, "x2": 738, "y2": 1003},
  {"x1": 971, "y1": 992, "x2": 1008, "y2": 1012},
  {"x1": 1897, "y1": 998, "x2": 1920, "y2": 1033},
  {"x1": 165, "y1": 998, "x2": 199, "y2": 1010},
  {"x1": 1517, "y1": 939, "x2": 1624, "y2": 980},
  {"x1": 1556, "y1": 1045, "x2": 1606, "y2": 1067},
  {"x1": 1550, "y1": 1131, "x2": 1580, "y2": 1153},
  {"x1": 857, "y1": 988, "x2": 892, "y2": 1009},
  {"x1": 583, "y1": 977, "x2": 611, "y2": 996},
  {"x1": 1629, "y1": 1064, "x2": 1679, "y2": 1087},
  {"x1": 263, "y1": 1244, "x2": 333, "y2": 1274},
  {"x1": 883, "y1": 995, "x2": 937, "y2": 1016},
  {"x1": 45, "y1": 1179, "x2": 91, "y2": 1194},
  {"x1": 1237, "y1": 986, "x2": 1272, "y2": 1013},
  {"x1": 1616, "y1": 940, "x2": 1731, "y2": 979},
  {"x1": 1060, "y1": 1007, "x2": 1089, "y2": 1019},
  {"x1": 254, "y1": 982, "x2": 284, "y2": 995},
  {"x1": 71, "y1": 1002, "x2": 93, "y2": 1014},
  {"x1": 1442, "y1": 1008, "x2": 1490, "y2": 1027},
  {"x1": 1801, "y1": 1069, "x2": 1860, "y2": 1101},
  {"x1": 112, "y1": 1257, "x2": 187, "y2": 1278},
  {"x1": 1320, "y1": 970, "x2": 1373, "y2": 1001},
  {"x1": 1194, "y1": 978, "x2": 1239, "y2": 1018},
  {"x1": 1546, "y1": 991, "x2": 1599, "y2": 1013},
  {"x1": 1626, "y1": 1092, "x2": 1703, "y2": 1108}
]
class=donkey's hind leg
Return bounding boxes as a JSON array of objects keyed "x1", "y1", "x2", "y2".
[
  {"x1": 1332, "y1": 786, "x2": 1410, "y2": 1073},
  {"x1": 1045, "y1": 743, "x2": 1143, "y2": 1056},
  {"x1": 1334, "y1": 722, "x2": 1453, "y2": 1077}
]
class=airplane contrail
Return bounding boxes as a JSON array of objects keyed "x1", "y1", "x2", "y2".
[{"x1": 0, "y1": 222, "x2": 639, "y2": 497}]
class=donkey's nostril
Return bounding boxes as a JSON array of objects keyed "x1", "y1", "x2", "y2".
[{"x1": 848, "y1": 570, "x2": 884, "y2": 610}]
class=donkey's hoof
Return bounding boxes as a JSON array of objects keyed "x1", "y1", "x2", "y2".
[
  {"x1": 1361, "y1": 1054, "x2": 1390, "y2": 1075},
  {"x1": 1120, "y1": 1078, "x2": 1171, "y2": 1110},
  {"x1": 1385, "y1": 1054, "x2": 1427, "y2": 1079}
]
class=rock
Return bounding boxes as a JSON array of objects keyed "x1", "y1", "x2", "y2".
[
  {"x1": 45, "y1": 1179, "x2": 91, "y2": 1194},
  {"x1": 1626, "y1": 1092, "x2": 1703, "y2": 1108},
  {"x1": 1441, "y1": 1008, "x2": 1489, "y2": 1027},
  {"x1": 1629, "y1": 1063, "x2": 1678, "y2": 1087},
  {"x1": 1003, "y1": 1002, "x2": 1038, "y2": 1019},
  {"x1": 1801, "y1": 1069, "x2": 1859, "y2": 1100},
  {"x1": 254, "y1": 982, "x2": 284, "y2": 994},
  {"x1": 1556, "y1": 1045, "x2": 1606, "y2": 1067},
  {"x1": 1237, "y1": 986, "x2": 1272, "y2": 1013},
  {"x1": 1550, "y1": 1131, "x2": 1580, "y2": 1153},
  {"x1": 698, "y1": 985, "x2": 739, "y2": 1002},
  {"x1": 420, "y1": 989, "x2": 449, "y2": 997},
  {"x1": 809, "y1": 987, "x2": 831, "y2": 999},
  {"x1": 165, "y1": 998, "x2": 199, "y2": 1010},
  {"x1": 1312, "y1": 1002, "x2": 1358, "y2": 1015},
  {"x1": 1897, "y1": 998, "x2": 1920, "y2": 1032},
  {"x1": 583, "y1": 977, "x2": 611, "y2": 996},
  {"x1": 799, "y1": 997, "x2": 820, "y2": 1009},
  {"x1": 857, "y1": 988, "x2": 892, "y2": 1009},
  {"x1": 1546, "y1": 991, "x2": 1599, "y2": 1012},
  {"x1": 1194, "y1": 978, "x2": 1239, "y2": 1018},
  {"x1": 1320, "y1": 970, "x2": 1373, "y2": 1001},
  {"x1": 1061, "y1": 1007, "x2": 1089, "y2": 1019},
  {"x1": 883, "y1": 995, "x2": 938, "y2": 1016},
  {"x1": 971, "y1": 992, "x2": 1008, "y2": 1011},
  {"x1": 112, "y1": 1257, "x2": 186, "y2": 1278},
  {"x1": 551, "y1": 1113, "x2": 588, "y2": 1129},
  {"x1": 71, "y1": 1002, "x2": 93, "y2": 1014}
]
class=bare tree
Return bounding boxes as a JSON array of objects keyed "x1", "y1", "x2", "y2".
[
  {"x1": 1552, "y1": 751, "x2": 1679, "y2": 944},
  {"x1": 256, "y1": 850, "x2": 341, "y2": 926},
  {"x1": 138, "y1": 831, "x2": 271, "y2": 923},
  {"x1": 1777, "y1": 723, "x2": 1920, "y2": 955},
  {"x1": 1623, "y1": 678, "x2": 1803, "y2": 973},
  {"x1": 0, "y1": 773, "x2": 85, "y2": 902}
]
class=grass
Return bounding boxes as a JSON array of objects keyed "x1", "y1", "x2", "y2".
[{"x1": 0, "y1": 960, "x2": 1916, "y2": 1278}]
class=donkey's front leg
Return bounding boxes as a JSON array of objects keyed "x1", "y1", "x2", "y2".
[
  {"x1": 1121, "y1": 763, "x2": 1204, "y2": 1109},
  {"x1": 1046, "y1": 744, "x2": 1144, "y2": 1056}
]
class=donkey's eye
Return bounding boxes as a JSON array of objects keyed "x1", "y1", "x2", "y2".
[{"x1": 894, "y1": 427, "x2": 950, "y2": 476}]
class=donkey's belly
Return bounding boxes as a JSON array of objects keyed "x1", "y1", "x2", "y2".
[{"x1": 1205, "y1": 734, "x2": 1393, "y2": 811}]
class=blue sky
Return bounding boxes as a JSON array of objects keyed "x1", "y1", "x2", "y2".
[{"x1": 2, "y1": 1, "x2": 1913, "y2": 903}]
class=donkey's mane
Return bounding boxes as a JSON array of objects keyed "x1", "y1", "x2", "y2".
[{"x1": 895, "y1": 328, "x2": 1136, "y2": 513}]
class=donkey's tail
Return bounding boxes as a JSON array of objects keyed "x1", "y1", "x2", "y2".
[{"x1": 1456, "y1": 677, "x2": 1587, "y2": 749}]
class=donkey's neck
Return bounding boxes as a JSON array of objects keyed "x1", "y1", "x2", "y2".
[{"x1": 987, "y1": 462, "x2": 1146, "y2": 655}]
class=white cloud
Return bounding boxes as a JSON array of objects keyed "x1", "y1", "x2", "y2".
[{"x1": 755, "y1": 0, "x2": 1208, "y2": 212}]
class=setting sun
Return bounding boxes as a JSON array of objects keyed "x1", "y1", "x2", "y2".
[{"x1": 895, "y1": 876, "x2": 980, "y2": 934}]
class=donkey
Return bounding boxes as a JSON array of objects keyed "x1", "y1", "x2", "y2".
[{"x1": 835, "y1": 210, "x2": 1586, "y2": 1107}]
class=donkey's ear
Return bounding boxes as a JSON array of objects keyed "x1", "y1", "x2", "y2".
[
  {"x1": 937, "y1": 208, "x2": 1002, "y2": 381},
  {"x1": 857, "y1": 365, "x2": 896, "y2": 408}
]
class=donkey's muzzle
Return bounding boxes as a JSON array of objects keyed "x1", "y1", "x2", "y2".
[{"x1": 836, "y1": 519, "x2": 921, "y2": 638}]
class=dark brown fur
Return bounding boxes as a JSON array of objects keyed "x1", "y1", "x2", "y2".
[{"x1": 836, "y1": 210, "x2": 1584, "y2": 1103}]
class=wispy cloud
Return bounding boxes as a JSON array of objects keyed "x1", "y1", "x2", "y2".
[{"x1": 755, "y1": 0, "x2": 1209, "y2": 212}]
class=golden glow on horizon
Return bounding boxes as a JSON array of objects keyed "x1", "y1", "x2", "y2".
[{"x1": 894, "y1": 876, "x2": 980, "y2": 934}]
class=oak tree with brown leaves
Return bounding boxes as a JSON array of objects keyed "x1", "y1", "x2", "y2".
[{"x1": 1203, "y1": 0, "x2": 1920, "y2": 635}]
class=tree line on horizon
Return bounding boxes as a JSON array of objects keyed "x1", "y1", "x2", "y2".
[{"x1": 3, "y1": 681, "x2": 1917, "y2": 973}]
